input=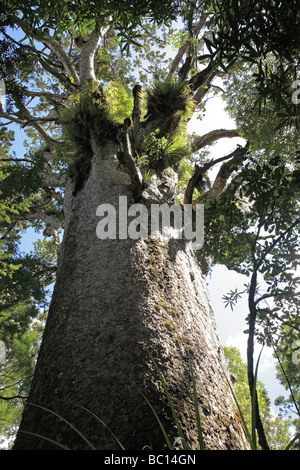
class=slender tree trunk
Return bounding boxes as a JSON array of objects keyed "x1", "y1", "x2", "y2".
[{"x1": 13, "y1": 140, "x2": 249, "y2": 450}]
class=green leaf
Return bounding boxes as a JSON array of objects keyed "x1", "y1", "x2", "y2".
[{"x1": 145, "y1": 348, "x2": 190, "y2": 450}]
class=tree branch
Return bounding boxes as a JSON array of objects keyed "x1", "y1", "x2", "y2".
[
  {"x1": 184, "y1": 164, "x2": 205, "y2": 205},
  {"x1": 17, "y1": 104, "x2": 55, "y2": 146},
  {"x1": 189, "y1": 62, "x2": 218, "y2": 98},
  {"x1": 1, "y1": 28, "x2": 77, "y2": 94},
  {"x1": 0, "y1": 394, "x2": 27, "y2": 401},
  {"x1": 255, "y1": 291, "x2": 299, "y2": 307},
  {"x1": 0, "y1": 221, "x2": 18, "y2": 240},
  {"x1": 26, "y1": 90, "x2": 68, "y2": 106},
  {"x1": 117, "y1": 124, "x2": 143, "y2": 199},
  {"x1": 11, "y1": 208, "x2": 63, "y2": 234},
  {"x1": 255, "y1": 216, "x2": 300, "y2": 272},
  {"x1": 38, "y1": 56, "x2": 76, "y2": 92},
  {"x1": 1, "y1": 100, "x2": 55, "y2": 146},
  {"x1": 257, "y1": 307, "x2": 300, "y2": 333},
  {"x1": 0, "y1": 101, "x2": 25, "y2": 125},
  {"x1": 191, "y1": 128, "x2": 242, "y2": 153},
  {"x1": 247, "y1": 270, "x2": 270, "y2": 450}
]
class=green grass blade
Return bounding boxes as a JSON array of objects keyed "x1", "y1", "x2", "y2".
[
  {"x1": 146, "y1": 348, "x2": 190, "y2": 450},
  {"x1": 19, "y1": 430, "x2": 71, "y2": 450},
  {"x1": 76, "y1": 405, "x2": 125, "y2": 450},
  {"x1": 186, "y1": 347, "x2": 205, "y2": 450},
  {"x1": 27, "y1": 402, "x2": 97, "y2": 450}
]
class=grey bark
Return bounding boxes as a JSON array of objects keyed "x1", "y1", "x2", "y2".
[{"x1": 13, "y1": 141, "x2": 249, "y2": 450}]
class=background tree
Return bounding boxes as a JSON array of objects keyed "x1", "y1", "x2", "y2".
[
  {"x1": 224, "y1": 346, "x2": 293, "y2": 450},
  {"x1": 199, "y1": 0, "x2": 300, "y2": 129}
]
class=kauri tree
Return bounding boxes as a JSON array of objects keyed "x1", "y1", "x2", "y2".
[{"x1": 0, "y1": 0, "x2": 299, "y2": 450}]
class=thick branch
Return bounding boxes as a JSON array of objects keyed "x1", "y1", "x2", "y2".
[
  {"x1": 39, "y1": 31, "x2": 80, "y2": 86},
  {"x1": 79, "y1": 23, "x2": 111, "y2": 82},
  {"x1": 18, "y1": 104, "x2": 55, "y2": 145},
  {"x1": 191, "y1": 129, "x2": 241, "y2": 153},
  {"x1": 117, "y1": 126, "x2": 143, "y2": 199},
  {"x1": 197, "y1": 145, "x2": 249, "y2": 204},
  {"x1": 184, "y1": 146, "x2": 248, "y2": 204}
]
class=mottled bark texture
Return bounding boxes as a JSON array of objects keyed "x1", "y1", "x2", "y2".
[{"x1": 13, "y1": 142, "x2": 249, "y2": 450}]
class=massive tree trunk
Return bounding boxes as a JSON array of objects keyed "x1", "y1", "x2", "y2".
[{"x1": 13, "y1": 139, "x2": 249, "y2": 451}]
